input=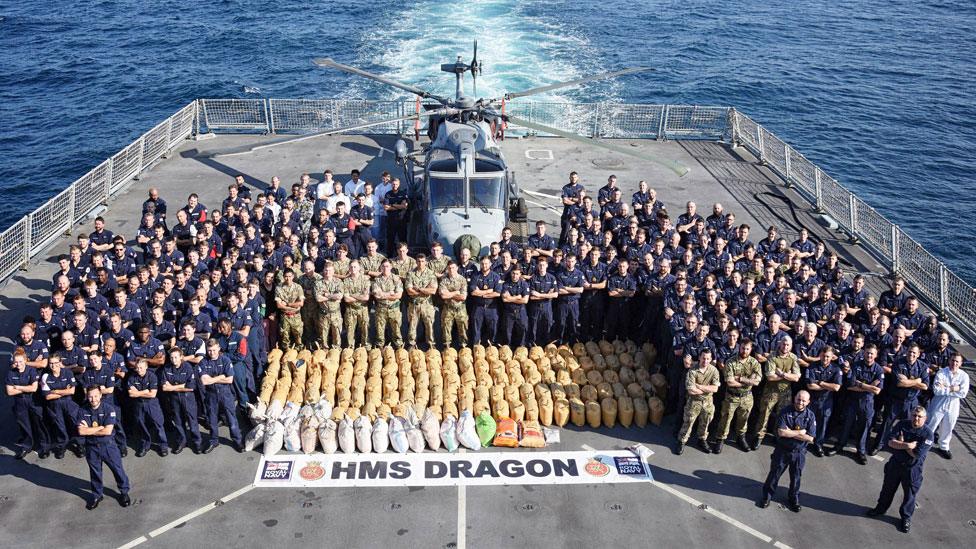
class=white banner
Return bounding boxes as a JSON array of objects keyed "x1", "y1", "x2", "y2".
[{"x1": 254, "y1": 450, "x2": 654, "y2": 488}]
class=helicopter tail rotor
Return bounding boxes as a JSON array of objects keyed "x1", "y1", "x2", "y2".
[{"x1": 470, "y1": 40, "x2": 482, "y2": 96}]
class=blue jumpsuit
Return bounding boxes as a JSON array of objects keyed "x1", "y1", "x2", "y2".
[
  {"x1": 804, "y1": 363, "x2": 843, "y2": 448},
  {"x1": 198, "y1": 355, "x2": 242, "y2": 446},
  {"x1": 76, "y1": 402, "x2": 130, "y2": 499},
  {"x1": 6, "y1": 367, "x2": 47, "y2": 452},
  {"x1": 761, "y1": 405, "x2": 817, "y2": 505},
  {"x1": 161, "y1": 364, "x2": 203, "y2": 450},
  {"x1": 79, "y1": 366, "x2": 127, "y2": 450},
  {"x1": 835, "y1": 360, "x2": 885, "y2": 454},
  {"x1": 40, "y1": 368, "x2": 80, "y2": 452},
  {"x1": 125, "y1": 370, "x2": 168, "y2": 451},
  {"x1": 468, "y1": 270, "x2": 502, "y2": 345},
  {"x1": 218, "y1": 331, "x2": 250, "y2": 407},
  {"x1": 579, "y1": 261, "x2": 608, "y2": 340},
  {"x1": 527, "y1": 273, "x2": 558, "y2": 346},
  {"x1": 875, "y1": 421, "x2": 934, "y2": 522},
  {"x1": 501, "y1": 279, "x2": 530, "y2": 348},
  {"x1": 605, "y1": 272, "x2": 637, "y2": 341},
  {"x1": 555, "y1": 269, "x2": 585, "y2": 344}
]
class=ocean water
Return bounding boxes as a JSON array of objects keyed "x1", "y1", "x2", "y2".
[{"x1": 0, "y1": 0, "x2": 973, "y2": 281}]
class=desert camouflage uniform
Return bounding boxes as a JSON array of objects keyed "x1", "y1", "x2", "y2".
[
  {"x1": 297, "y1": 272, "x2": 322, "y2": 346},
  {"x1": 678, "y1": 363, "x2": 721, "y2": 444},
  {"x1": 275, "y1": 281, "x2": 305, "y2": 349},
  {"x1": 372, "y1": 274, "x2": 403, "y2": 348},
  {"x1": 342, "y1": 274, "x2": 371, "y2": 348},
  {"x1": 332, "y1": 257, "x2": 351, "y2": 279},
  {"x1": 714, "y1": 355, "x2": 762, "y2": 441},
  {"x1": 390, "y1": 256, "x2": 416, "y2": 281},
  {"x1": 439, "y1": 273, "x2": 469, "y2": 347},
  {"x1": 753, "y1": 352, "x2": 801, "y2": 441},
  {"x1": 405, "y1": 267, "x2": 438, "y2": 348},
  {"x1": 359, "y1": 252, "x2": 386, "y2": 278},
  {"x1": 314, "y1": 276, "x2": 344, "y2": 348}
]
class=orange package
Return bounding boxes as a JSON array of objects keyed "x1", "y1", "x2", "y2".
[{"x1": 493, "y1": 417, "x2": 519, "y2": 448}]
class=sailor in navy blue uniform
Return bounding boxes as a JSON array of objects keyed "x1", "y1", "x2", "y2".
[
  {"x1": 871, "y1": 343, "x2": 929, "y2": 455},
  {"x1": 161, "y1": 348, "x2": 203, "y2": 454},
  {"x1": 828, "y1": 345, "x2": 884, "y2": 463},
  {"x1": 6, "y1": 351, "x2": 48, "y2": 459},
  {"x1": 803, "y1": 346, "x2": 843, "y2": 456},
  {"x1": 468, "y1": 256, "x2": 503, "y2": 345},
  {"x1": 527, "y1": 221, "x2": 556, "y2": 262},
  {"x1": 125, "y1": 359, "x2": 169, "y2": 457},
  {"x1": 198, "y1": 339, "x2": 244, "y2": 452},
  {"x1": 217, "y1": 317, "x2": 251, "y2": 408},
  {"x1": 18, "y1": 324, "x2": 50, "y2": 369},
  {"x1": 41, "y1": 353, "x2": 82, "y2": 459},
  {"x1": 759, "y1": 391, "x2": 817, "y2": 512},
  {"x1": 79, "y1": 351, "x2": 127, "y2": 455},
  {"x1": 865, "y1": 406, "x2": 935, "y2": 533},
  {"x1": 500, "y1": 267, "x2": 531, "y2": 348},
  {"x1": 579, "y1": 249, "x2": 608, "y2": 341},
  {"x1": 555, "y1": 254, "x2": 585, "y2": 344},
  {"x1": 527, "y1": 257, "x2": 559, "y2": 346},
  {"x1": 77, "y1": 385, "x2": 131, "y2": 510},
  {"x1": 605, "y1": 259, "x2": 637, "y2": 341}
]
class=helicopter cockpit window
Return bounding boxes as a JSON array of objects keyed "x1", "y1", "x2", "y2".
[
  {"x1": 470, "y1": 176, "x2": 506, "y2": 210},
  {"x1": 430, "y1": 177, "x2": 465, "y2": 209}
]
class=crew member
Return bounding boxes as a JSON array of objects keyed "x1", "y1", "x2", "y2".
[
  {"x1": 41, "y1": 353, "x2": 82, "y2": 458},
  {"x1": 865, "y1": 406, "x2": 934, "y2": 533},
  {"x1": 438, "y1": 261, "x2": 469, "y2": 349},
  {"x1": 926, "y1": 353, "x2": 969, "y2": 459},
  {"x1": 675, "y1": 350, "x2": 720, "y2": 455},
  {"x1": 160, "y1": 348, "x2": 202, "y2": 454},
  {"x1": 751, "y1": 336, "x2": 801, "y2": 450},
  {"x1": 527, "y1": 256, "x2": 558, "y2": 346},
  {"x1": 372, "y1": 259, "x2": 404, "y2": 348},
  {"x1": 758, "y1": 391, "x2": 816, "y2": 513},
  {"x1": 555, "y1": 254, "x2": 584, "y2": 344},
  {"x1": 828, "y1": 344, "x2": 884, "y2": 463},
  {"x1": 405, "y1": 254, "x2": 438, "y2": 349},
  {"x1": 198, "y1": 339, "x2": 243, "y2": 452},
  {"x1": 6, "y1": 350, "x2": 47, "y2": 459},
  {"x1": 77, "y1": 385, "x2": 131, "y2": 510},
  {"x1": 126, "y1": 359, "x2": 168, "y2": 457},
  {"x1": 804, "y1": 346, "x2": 842, "y2": 456},
  {"x1": 469, "y1": 256, "x2": 502, "y2": 345},
  {"x1": 500, "y1": 267, "x2": 530, "y2": 347},
  {"x1": 712, "y1": 339, "x2": 762, "y2": 453}
]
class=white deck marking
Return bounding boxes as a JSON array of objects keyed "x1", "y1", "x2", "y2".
[
  {"x1": 524, "y1": 198, "x2": 562, "y2": 214},
  {"x1": 457, "y1": 448, "x2": 467, "y2": 549},
  {"x1": 522, "y1": 189, "x2": 562, "y2": 200},
  {"x1": 581, "y1": 444, "x2": 793, "y2": 548},
  {"x1": 118, "y1": 484, "x2": 255, "y2": 548},
  {"x1": 525, "y1": 149, "x2": 554, "y2": 160}
]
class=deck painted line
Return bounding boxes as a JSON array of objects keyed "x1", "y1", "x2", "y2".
[
  {"x1": 585, "y1": 443, "x2": 784, "y2": 546},
  {"x1": 118, "y1": 484, "x2": 256, "y2": 548},
  {"x1": 774, "y1": 541, "x2": 793, "y2": 549},
  {"x1": 117, "y1": 536, "x2": 148, "y2": 549},
  {"x1": 524, "y1": 198, "x2": 562, "y2": 214},
  {"x1": 457, "y1": 449, "x2": 467, "y2": 549}
]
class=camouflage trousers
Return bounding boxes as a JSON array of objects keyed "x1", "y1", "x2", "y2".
[
  {"x1": 301, "y1": 305, "x2": 317, "y2": 345},
  {"x1": 713, "y1": 392, "x2": 754, "y2": 441},
  {"x1": 442, "y1": 306, "x2": 469, "y2": 348},
  {"x1": 317, "y1": 308, "x2": 343, "y2": 349},
  {"x1": 279, "y1": 313, "x2": 304, "y2": 350},
  {"x1": 344, "y1": 306, "x2": 369, "y2": 348},
  {"x1": 678, "y1": 397, "x2": 715, "y2": 443},
  {"x1": 374, "y1": 301, "x2": 403, "y2": 348},
  {"x1": 407, "y1": 301, "x2": 436, "y2": 347},
  {"x1": 753, "y1": 389, "x2": 792, "y2": 440}
]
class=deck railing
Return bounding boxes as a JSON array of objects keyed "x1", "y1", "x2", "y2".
[{"x1": 2, "y1": 98, "x2": 973, "y2": 342}]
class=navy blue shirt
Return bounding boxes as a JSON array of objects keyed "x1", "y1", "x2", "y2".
[
  {"x1": 845, "y1": 360, "x2": 885, "y2": 401},
  {"x1": 198, "y1": 356, "x2": 234, "y2": 395},
  {"x1": 527, "y1": 234, "x2": 556, "y2": 253},
  {"x1": 890, "y1": 358, "x2": 930, "y2": 402},
  {"x1": 128, "y1": 337, "x2": 164, "y2": 364},
  {"x1": 607, "y1": 272, "x2": 636, "y2": 299},
  {"x1": 161, "y1": 364, "x2": 198, "y2": 391},
  {"x1": 125, "y1": 370, "x2": 158, "y2": 395},
  {"x1": 528, "y1": 273, "x2": 558, "y2": 306},
  {"x1": 580, "y1": 261, "x2": 608, "y2": 289},
  {"x1": 556, "y1": 269, "x2": 585, "y2": 302},
  {"x1": 468, "y1": 270, "x2": 503, "y2": 307},
  {"x1": 501, "y1": 280, "x2": 530, "y2": 313},
  {"x1": 78, "y1": 367, "x2": 118, "y2": 403},
  {"x1": 775, "y1": 406, "x2": 817, "y2": 451},
  {"x1": 6, "y1": 367, "x2": 39, "y2": 403},
  {"x1": 560, "y1": 183, "x2": 584, "y2": 217},
  {"x1": 888, "y1": 421, "x2": 934, "y2": 468},
  {"x1": 75, "y1": 403, "x2": 118, "y2": 445},
  {"x1": 804, "y1": 363, "x2": 843, "y2": 401}
]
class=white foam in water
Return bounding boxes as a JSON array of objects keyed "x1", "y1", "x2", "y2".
[{"x1": 348, "y1": 0, "x2": 619, "y2": 103}]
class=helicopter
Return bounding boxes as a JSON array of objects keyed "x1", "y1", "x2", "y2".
[{"x1": 208, "y1": 42, "x2": 688, "y2": 257}]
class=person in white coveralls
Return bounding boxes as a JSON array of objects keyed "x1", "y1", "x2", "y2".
[{"x1": 926, "y1": 353, "x2": 969, "y2": 460}]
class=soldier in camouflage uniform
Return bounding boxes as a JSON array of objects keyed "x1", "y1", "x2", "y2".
[
  {"x1": 439, "y1": 261, "x2": 469, "y2": 348},
  {"x1": 293, "y1": 181, "x2": 315, "y2": 231},
  {"x1": 750, "y1": 336, "x2": 802, "y2": 450},
  {"x1": 275, "y1": 254, "x2": 300, "y2": 285},
  {"x1": 333, "y1": 245, "x2": 351, "y2": 279},
  {"x1": 372, "y1": 260, "x2": 404, "y2": 348},
  {"x1": 359, "y1": 239, "x2": 386, "y2": 279},
  {"x1": 712, "y1": 339, "x2": 763, "y2": 453},
  {"x1": 676, "y1": 349, "x2": 721, "y2": 455},
  {"x1": 428, "y1": 242, "x2": 450, "y2": 280},
  {"x1": 405, "y1": 254, "x2": 438, "y2": 349},
  {"x1": 390, "y1": 241, "x2": 416, "y2": 281},
  {"x1": 274, "y1": 269, "x2": 305, "y2": 350},
  {"x1": 342, "y1": 261, "x2": 371, "y2": 348},
  {"x1": 297, "y1": 260, "x2": 322, "y2": 347},
  {"x1": 314, "y1": 262, "x2": 344, "y2": 349}
]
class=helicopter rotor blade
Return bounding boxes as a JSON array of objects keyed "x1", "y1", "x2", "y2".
[
  {"x1": 498, "y1": 67, "x2": 653, "y2": 101},
  {"x1": 204, "y1": 111, "x2": 449, "y2": 158},
  {"x1": 504, "y1": 114, "x2": 689, "y2": 177},
  {"x1": 313, "y1": 57, "x2": 448, "y2": 103},
  {"x1": 471, "y1": 40, "x2": 478, "y2": 96}
]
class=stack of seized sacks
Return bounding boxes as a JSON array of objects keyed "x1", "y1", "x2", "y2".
[{"x1": 245, "y1": 340, "x2": 667, "y2": 455}]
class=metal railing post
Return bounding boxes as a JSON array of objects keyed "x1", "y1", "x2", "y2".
[
  {"x1": 814, "y1": 167, "x2": 824, "y2": 212},
  {"x1": 848, "y1": 194, "x2": 859, "y2": 242},
  {"x1": 784, "y1": 146, "x2": 792, "y2": 186},
  {"x1": 656, "y1": 105, "x2": 666, "y2": 140},
  {"x1": 23, "y1": 214, "x2": 33, "y2": 268},
  {"x1": 193, "y1": 99, "x2": 200, "y2": 137},
  {"x1": 66, "y1": 184, "x2": 76, "y2": 233},
  {"x1": 939, "y1": 264, "x2": 949, "y2": 319},
  {"x1": 263, "y1": 99, "x2": 273, "y2": 134},
  {"x1": 756, "y1": 126, "x2": 765, "y2": 163},
  {"x1": 103, "y1": 158, "x2": 114, "y2": 203},
  {"x1": 891, "y1": 225, "x2": 900, "y2": 273},
  {"x1": 591, "y1": 102, "x2": 601, "y2": 138},
  {"x1": 730, "y1": 108, "x2": 740, "y2": 146}
]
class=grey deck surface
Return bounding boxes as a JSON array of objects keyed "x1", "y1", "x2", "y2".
[{"x1": 1, "y1": 133, "x2": 974, "y2": 548}]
